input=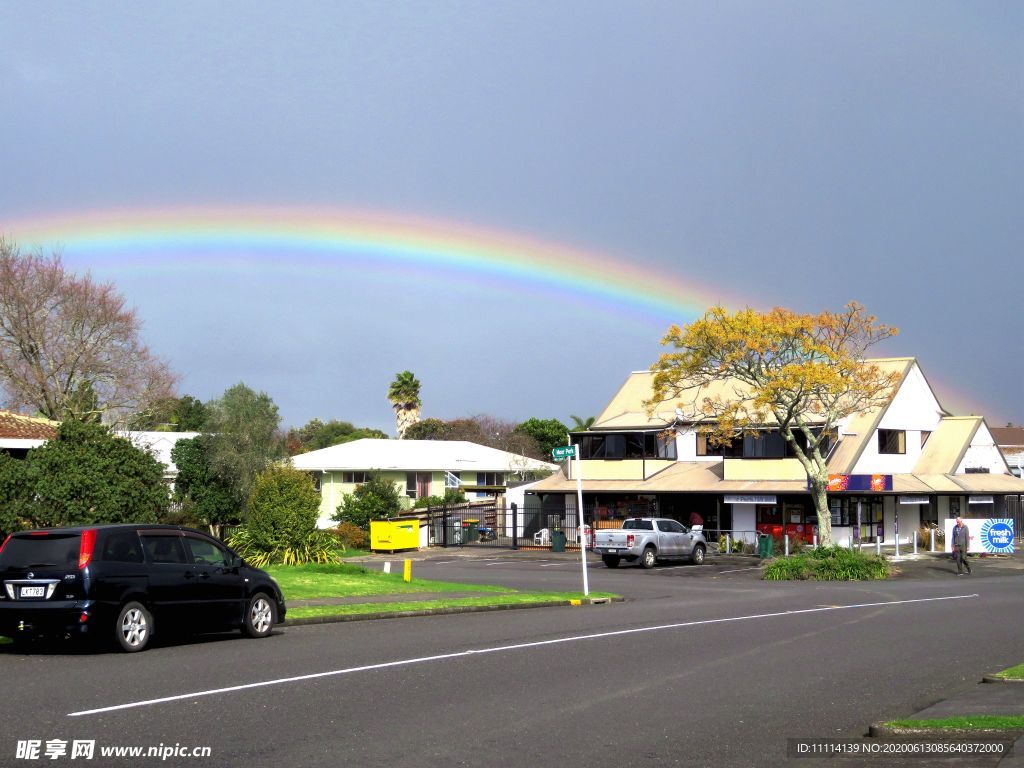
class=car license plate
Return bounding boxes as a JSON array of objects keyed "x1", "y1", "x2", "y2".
[
  {"x1": 20, "y1": 586, "x2": 45, "y2": 598},
  {"x1": 605, "y1": 548, "x2": 618, "y2": 554}
]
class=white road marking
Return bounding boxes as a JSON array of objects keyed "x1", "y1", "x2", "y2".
[
  {"x1": 718, "y1": 567, "x2": 762, "y2": 574},
  {"x1": 427, "y1": 561, "x2": 458, "y2": 565},
  {"x1": 67, "y1": 593, "x2": 978, "y2": 718}
]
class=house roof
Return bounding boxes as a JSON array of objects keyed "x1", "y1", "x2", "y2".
[
  {"x1": 118, "y1": 431, "x2": 201, "y2": 476},
  {"x1": 528, "y1": 460, "x2": 1024, "y2": 496},
  {"x1": 913, "y1": 417, "x2": 982, "y2": 474},
  {"x1": 593, "y1": 358, "x2": 916, "y2": 436},
  {"x1": 291, "y1": 438, "x2": 558, "y2": 473},
  {"x1": 0, "y1": 411, "x2": 59, "y2": 441},
  {"x1": 991, "y1": 426, "x2": 1024, "y2": 449}
]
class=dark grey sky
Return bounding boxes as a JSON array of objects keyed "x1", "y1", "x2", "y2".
[{"x1": 2, "y1": 2, "x2": 1021, "y2": 431}]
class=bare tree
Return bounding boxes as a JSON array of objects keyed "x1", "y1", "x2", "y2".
[{"x1": 0, "y1": 239, "x2": 177, "y2": 424}]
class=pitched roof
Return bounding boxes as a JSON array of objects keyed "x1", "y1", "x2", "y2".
[
  {"x1": 291, "y1": 438, "x2": 557, "y2": 473},
  {"x1": 0, "y1": 410, "x2": 59, "y2": 441},
  {"x1": 913, "y1": 417, "x2": 982, "y2": 474},
  {"x1": 990, "y1": 426, "x2": 1024, "y2": 448}
]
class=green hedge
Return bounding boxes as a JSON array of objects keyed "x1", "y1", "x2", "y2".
[{"x1": 762, "y1": 546, "x2": 889, "y2": 581}]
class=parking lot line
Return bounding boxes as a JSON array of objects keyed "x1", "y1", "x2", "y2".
[
  {"x1": 67, "y1": 593, "x2": 978, "y2": 718},
  {"x1": 718, "y1": 567, "x2": 762, "y2": 574}
]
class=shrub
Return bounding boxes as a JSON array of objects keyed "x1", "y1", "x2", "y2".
[
  {"x1": 331, "y1": 521, "x2": 368, "y2": 550},
  {"x1": 333, "y1": 474, "x2": 403, "y2": 529},
  {"x1": 227, "y1": 465, "x2": 339, "y2": 567},
  {"x1": 762, "y1": 546, "x2": 889, "y2": 581},
  {"x1": 413, "y1": 489, "x2": 467, "y2": 509}
]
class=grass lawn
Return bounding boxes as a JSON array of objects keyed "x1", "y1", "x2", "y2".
[
  {"x1": 993, "y1": 663, "x2": 1024, "y2": 680},
  {"x1": 338, "y1": 548, "x2": 371, "y2": 559},
  {"x1": 265, "y1": 562, "x2": 512, "y2": 600},
  {"x1": 884, "y1": 715, "x2": 1024, "y2": 731},
  {"x1": 287, "y1": 592, "x2": 619, "y2": 619}
]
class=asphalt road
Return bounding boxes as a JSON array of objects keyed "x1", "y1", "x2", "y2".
[{"x1": 1, "y1": 556, "x2": 1021, "y2": 768}]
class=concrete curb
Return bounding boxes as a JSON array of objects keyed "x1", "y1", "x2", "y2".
[
  {"x1": 868, "y1": 724, "x2": 1024, "y2": 739},
  {"x1": 983, "y1": 676, "x2": 1024, "y2": 684},
  {"x1": 281, "y1": 596, "x2": 623, "y2": 626}
]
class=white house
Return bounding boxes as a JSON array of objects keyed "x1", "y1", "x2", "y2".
[
  {"x1": 118, "y1": 431, "x2": 201, "y2": 489},
  {"x1": 291, "y1": 438, "x2": 558, "y2": 528}
]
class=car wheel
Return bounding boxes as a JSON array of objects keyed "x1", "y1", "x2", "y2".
[
  {"x1": 641, "y1": 546, "x2": 657, "y2": 569},
  {"x1": 116, "y1": 601, "x2": 153, "y2": 653},
  {"x1": 602, "y1": 555, "x2": 621, "y2": 569},
  {"x1": 691, "y1": 544, "x2": 706, "y2": 565},
  {"x1": 243, "y1": 593, "x2": 275, "y2": 638}
]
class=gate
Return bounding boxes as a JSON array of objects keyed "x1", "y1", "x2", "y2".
[{"x1": 425, "y1": 500, "x2": 597, "y2": 550}]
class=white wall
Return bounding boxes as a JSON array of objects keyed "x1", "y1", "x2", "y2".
[
  {"x1": 675, "y1": 429, "x2": 722, "y2": 463},
  {"x1": 957, "y1": 423, "x2": 1010, "y2": 474},
  {"x1": 853, "y1": 363, "x2": 945, "y2": 475},
  {"x1": 730, "y1": 503, "x2": 757, "y2": 544}
]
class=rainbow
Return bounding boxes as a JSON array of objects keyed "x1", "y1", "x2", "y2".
[
  {"x1": 0, "y1": 205, "x2": 990, "y2": 416},
  {"x1": 3, "y1": 205, "x2": 738, "y2": 324}
]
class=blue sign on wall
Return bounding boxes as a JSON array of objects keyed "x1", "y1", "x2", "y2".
[{"x1": 980, "y1": 519, "x2": 1015, "y2": 554}]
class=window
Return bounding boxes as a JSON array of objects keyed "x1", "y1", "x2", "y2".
[
  {"x1": 185, "y1": 536, "x2": 229, "y2": 566},
  {"x1": 101, "y1": 531, "x2": 144, "y2": 563},
  {"x1": 577, "y1": 432, "x2": 677, "y2": 460},
  {"x1": 658, "y1": 519, "x2": 685, "y2": 533},
  {"x1": 878, "y1": 429, "x2": 906, "y2": 454},
  {"x1": 406, "y1": 472, "x2": 431, "y2": 498},
  {"x1": 141, "y1": 534, "x2": 187, "y2": 564},
  {"x1": 342, "y1": 472, "x2": 371, "y2": 484},
  {"x1": 476, "y1": 472, "x2": 504, "y2": 487},
  {"x1": 310, "y1": 473, "x2": 322, "y2": 492},
  {"x1": 696, "y1": 434, "x2": 742, "y2": 457},
  {"x1": 622, "y1": 519, "x2": 654, "y2": 530}
]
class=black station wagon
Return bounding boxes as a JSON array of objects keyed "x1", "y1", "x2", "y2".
[{"x1": 0, "y1": 524, "x2": 286, "y2": 652}]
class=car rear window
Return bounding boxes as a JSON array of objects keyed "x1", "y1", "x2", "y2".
[
  {"x1": 622, "y1": 520, "x2": 654, "y2": 530},
  {"x1": 0, "y1": 533, "x2": 81, "y2": 569}
]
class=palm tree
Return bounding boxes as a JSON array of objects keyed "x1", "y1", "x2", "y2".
[
  {"x1": 388, "y1": 371, "x2": 422, "y2": 439},
  {"x1": 569, "y1": 414, "x2": 595, "y2": 431}
]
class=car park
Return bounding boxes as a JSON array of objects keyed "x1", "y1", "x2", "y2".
[{"x1": 0, "y1": 524, "x2": 285, "y2": 652}]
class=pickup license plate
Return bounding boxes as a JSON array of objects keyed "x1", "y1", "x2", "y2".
[
  {"x1": 20, "y1": 586, "x2": 45, "y2": 598},
  {"x1": 604, "y1": 548, "x2": 618, "y2": 554}
]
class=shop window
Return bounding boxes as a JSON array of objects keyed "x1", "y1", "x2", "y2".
[{"x1": 877, "y1": 429, "x2": 906, "y2": 455}]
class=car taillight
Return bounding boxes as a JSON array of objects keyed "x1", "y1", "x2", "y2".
[
  {"x1": 626, "y1": 534, "x2": 635, "y2": 548},
  {"x1": 0, "y1": 534, "x2": 10, "y2": 555},
  {"x1": 78, "y1": 529, "x2": 97, "y2": 569}
]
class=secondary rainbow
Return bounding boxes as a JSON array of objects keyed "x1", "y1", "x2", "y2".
[{"x1": 4, "y1": 206, "x2": 735, "y2": 322}]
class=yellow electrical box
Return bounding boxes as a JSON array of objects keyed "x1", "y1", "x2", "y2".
[{"x1": 369, "y1": 519, "x2": 420, "y2": 552}]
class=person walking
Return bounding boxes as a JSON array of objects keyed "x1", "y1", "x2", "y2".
[{"x1": 952, "y1": 516, "x2": 972, "y2": 575}]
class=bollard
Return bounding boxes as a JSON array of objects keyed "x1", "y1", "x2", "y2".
[
  {"x1": 403, "y1": 559, "x2": 412, "y2": 583},
  {"x1": 725, "y1": 534, "x2": 731, "y2": 555},
  {"x1": 930, "y1": 528, "x2": 935, "y2": 553},
  {"x1": 383, "y1": 561, "x2": 391, "y2": 574},
  {"x1": 784, "y1": 535, "x2": 789, "y2": 557},
  {"x1": 876, "y1": 538, "x2": 881, "y2": 556},
  {"x1": 913, "y1": 533, "x2": 918, "y2": 555},
  {"x1": 812, "y1": 534, "x2": 817, "y2": 549}
]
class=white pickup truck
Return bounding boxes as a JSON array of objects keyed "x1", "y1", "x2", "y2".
[{"x1": 593, "y1": 517, "x2": 707, "y2": 569}]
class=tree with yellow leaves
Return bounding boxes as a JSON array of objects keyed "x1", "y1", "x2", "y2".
[{"x1": 648, "y1": 302, "x2": 900, "y2": 546}]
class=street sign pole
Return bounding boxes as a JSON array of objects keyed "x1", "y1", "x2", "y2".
[{"x1": 574, "y1": 443, "x2": 589, "y2": 597}]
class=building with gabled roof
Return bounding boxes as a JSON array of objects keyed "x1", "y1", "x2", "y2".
[
  {"x1": 0, "y1": 411, "x2": 59, "y2": 458},
  {"x1": 292, "y1": 438, "x2": 558, "y2": 528},
  {"x1": 529, "y1": 358, "x2": 1024, "y2": 547}
]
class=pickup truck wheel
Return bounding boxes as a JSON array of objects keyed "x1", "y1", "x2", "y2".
[
  {"x1": 602, "y1": 555, "x2": 620, "y2": 569},
  {"x1": 641, "y1": 546, "x2": 657, "y2": 569},
  {"x1": 691, "y1": 544, "x2": 706, "y2": 565}
]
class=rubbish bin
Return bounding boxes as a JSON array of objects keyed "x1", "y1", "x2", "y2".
[
  {"x1": 465, "y1": 519, "x2": 480, "y2": 543},
  {"x1": 758, "y1": 533, "x2": 774, "y2": 559},
  {"x1": 550, "y1": 530, "x2": 566, "y2": 553}
]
